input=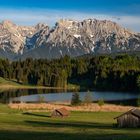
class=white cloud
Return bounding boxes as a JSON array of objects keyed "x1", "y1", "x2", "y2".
[
  {"x1": 0, "y1": 8, "x2": 140, "y2": 32},
  {"x1": 116, "y1": 16, "x2": 140, "y2": 32}
]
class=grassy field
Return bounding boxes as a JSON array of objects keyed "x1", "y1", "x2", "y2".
[
  {"x1": 0, "y1": 77, "x2": 79, "y2": 90},
  {"x1": 0, "y1": 77, "x2": 20, "y2": 86},
  {"x1": 0, "y1": 77, "x2": 52, "y2": 89},
  {"x1": 0, "y1": 104, "x2": 140, "y2": 140}
]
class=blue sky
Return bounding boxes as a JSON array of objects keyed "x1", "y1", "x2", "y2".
[{"x1": 0, "y1": 0, "x2": 140, "y2": 32}]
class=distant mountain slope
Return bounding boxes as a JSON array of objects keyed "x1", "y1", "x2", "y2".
[{"x1": 0, "y1": 19, "x2": 140, "y2": 60}]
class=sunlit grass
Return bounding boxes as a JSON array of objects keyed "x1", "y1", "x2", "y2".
[{"x1": 0, "y1": 104, "x2": 140, "y2": 140}]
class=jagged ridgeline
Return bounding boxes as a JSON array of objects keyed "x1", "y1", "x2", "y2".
[{"x1": 0, "y1": 19, "x2": 140, "y2": 60}]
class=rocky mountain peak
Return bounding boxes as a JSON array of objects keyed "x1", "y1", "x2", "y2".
[
  {"x1": 1, "y1": 20, "x2": 15, "y2": 27},
  {"x1": 0, "y1": 21, "x2": 36, "y2": 54},
  {"x1": 56, "y1": 19, "x2": 78, "y2": 29},
  {"x1": 35, "y1": 23, "x2": 48, "y2": 31},
  {"x1": 25, "y1": 19, "x2": 139, "y2": 59},
  {"x1": 0, "y1": 19, "x2": 140, "y2": 60}
]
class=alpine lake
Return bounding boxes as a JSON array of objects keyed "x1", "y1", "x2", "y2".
[{"x1": 0, "y1": 88, "x2": 140, "y2": 106}]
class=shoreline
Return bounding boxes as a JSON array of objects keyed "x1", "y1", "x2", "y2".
[
  {"x1": 0, "y1": 84, "x2": 78, "y2": 90},
  {"x1": 8, "y1": 102, "x2": 140, "y2": 112},
  {"x1": 0, "y1": 84, "x2": 138, "y2": 93}
]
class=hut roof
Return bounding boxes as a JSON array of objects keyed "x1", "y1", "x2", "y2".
[
  {"x1": 114, "y1": 108, "x2": 140, "y2": 119},
  {"x1": 55, "y1": 108, "x2": 69, "y2": 116}
]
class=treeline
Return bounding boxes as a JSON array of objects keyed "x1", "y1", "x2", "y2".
[{"x1": 0, "y1": 54, "x2": 140, "y2": 92}]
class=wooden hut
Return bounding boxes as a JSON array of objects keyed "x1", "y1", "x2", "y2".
[
  {"x1": 114, "y1": 108, "x2": 140, "y2": 128},
  {"x1": 51, "y1": 108, "x2": 70, "y2": 117}
]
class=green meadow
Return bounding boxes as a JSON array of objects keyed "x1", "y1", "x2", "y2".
[{"x1": 0, "y1": 104, "x2": 140, "y2": 140}]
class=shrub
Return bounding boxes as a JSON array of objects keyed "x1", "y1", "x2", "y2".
[
  {"x1": 71, "y1": 92, "x2": 81, "y2": 106},
  {"x1": 98, "y1": 99, "x2": 104, "y2": 107},
  {"x1": 84, "y1": 90, "x2": 93, "y2": 105},
  {"x1": 38, "y1": 95, "x2": 45, "y2": 103}
]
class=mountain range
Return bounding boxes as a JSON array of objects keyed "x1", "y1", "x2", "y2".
[{"x1": 0, "y1": 19, "x2": 140, "y2": 60}]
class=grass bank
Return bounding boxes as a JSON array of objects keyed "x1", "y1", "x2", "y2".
[
  {"x1": 0, "y1": 104, "x2": 140, "y2": 140},
  {"x1": 0, "y1": 77, "x2": 79, "y2": 90}
]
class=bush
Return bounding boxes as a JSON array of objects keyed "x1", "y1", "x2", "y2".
[
  {"x1": 98, "y1": 99, "x2": 104, "y2": 107},
  {"x1": 38, "y1": 95, "x2": 45, "y2": 103},
  {"x1": 84, "y1": 90, "x2": 93, "y2": 105},
  {"x1": 71, "y1": 92, "x2": 81, "y2": 106}
]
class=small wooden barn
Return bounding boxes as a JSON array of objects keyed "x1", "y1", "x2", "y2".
[
  {"x1": 51, "y1": 108, "x2": 70, "y2": 117},
  {"x1": 114, "y1": 108, "x2": 140, "y2": 128}
]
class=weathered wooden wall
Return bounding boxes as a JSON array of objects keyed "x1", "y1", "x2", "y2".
[{"x1": 117, "y1": 114, "x2": 140, "y2": 127}]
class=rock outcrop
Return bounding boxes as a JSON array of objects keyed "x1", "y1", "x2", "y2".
[{"x1": 0, "y1": 19, "x2": 140, "y2": 60}]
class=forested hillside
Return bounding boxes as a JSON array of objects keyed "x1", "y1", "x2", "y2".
[{"x1": 0, "y1": 54, "x2": 140, "y2": 92}]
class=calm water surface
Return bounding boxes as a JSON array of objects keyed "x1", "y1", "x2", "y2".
[{"x1": 0, "y1": 88, "x2": 140, "y2": 106}]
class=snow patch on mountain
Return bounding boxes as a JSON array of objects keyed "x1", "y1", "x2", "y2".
[{"x1": 74, "y1": 34, "x2": 81, "y2": 38}]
